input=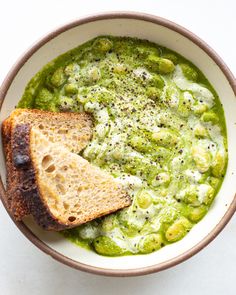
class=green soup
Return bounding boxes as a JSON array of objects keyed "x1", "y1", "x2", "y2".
[{"x1": 19, "y1": 36, "x2": 228, "y2": 256}]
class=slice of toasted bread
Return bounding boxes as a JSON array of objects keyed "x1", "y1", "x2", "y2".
[
  {"x1": 12, "y1": 124, "x2": 131, "y2": 230},
  {"x1": 2, "y1": 109, "x2": 93, "y2": 220}
]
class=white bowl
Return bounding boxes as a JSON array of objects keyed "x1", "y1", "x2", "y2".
[{"x1": 0, "y1": 12, "x2": 235, "y2": 276}]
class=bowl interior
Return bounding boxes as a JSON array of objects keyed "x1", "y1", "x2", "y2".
[{"x1": 0, "y1": 16, "x2": 236, "y2": 271}]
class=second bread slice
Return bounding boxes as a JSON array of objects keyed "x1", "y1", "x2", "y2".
[{"x1": 13, "y1": 124, "x2": 131, "y2": 230}]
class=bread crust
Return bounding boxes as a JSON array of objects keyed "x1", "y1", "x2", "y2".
[{"x1": 2, "y1": 118, "x2": 30, "y2": 220}]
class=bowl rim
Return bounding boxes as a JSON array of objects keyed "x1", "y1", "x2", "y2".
[{"x1": 0, "y1": 11, "x2": 235, "y2": 277}]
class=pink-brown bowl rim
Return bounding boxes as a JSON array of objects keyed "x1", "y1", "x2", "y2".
[{"x1": 0, "y1": 11, "x2": 235, "y2": 277}]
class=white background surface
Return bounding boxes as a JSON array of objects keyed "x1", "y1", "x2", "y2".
[{"x1": 0, "y1": 0, "x2": 235, "y2": 294}]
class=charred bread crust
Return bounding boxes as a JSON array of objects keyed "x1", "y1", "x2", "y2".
[
  {"x1": 2, "y1": 119, "x2": 29, "y2": 220},
  {"x1": 1, "y1": 119, "x2": 13, "y2": 204},
  {"x1": 2, "y1": 119, "x2": 12, "y2": 190},
  {"x1": 12, "y1": 124, "x2": 69, "y2": 230}
]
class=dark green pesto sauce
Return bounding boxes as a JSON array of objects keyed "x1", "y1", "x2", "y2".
[{"x1": 19, "y1": 36, "x2": 228, "y2": 256}]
